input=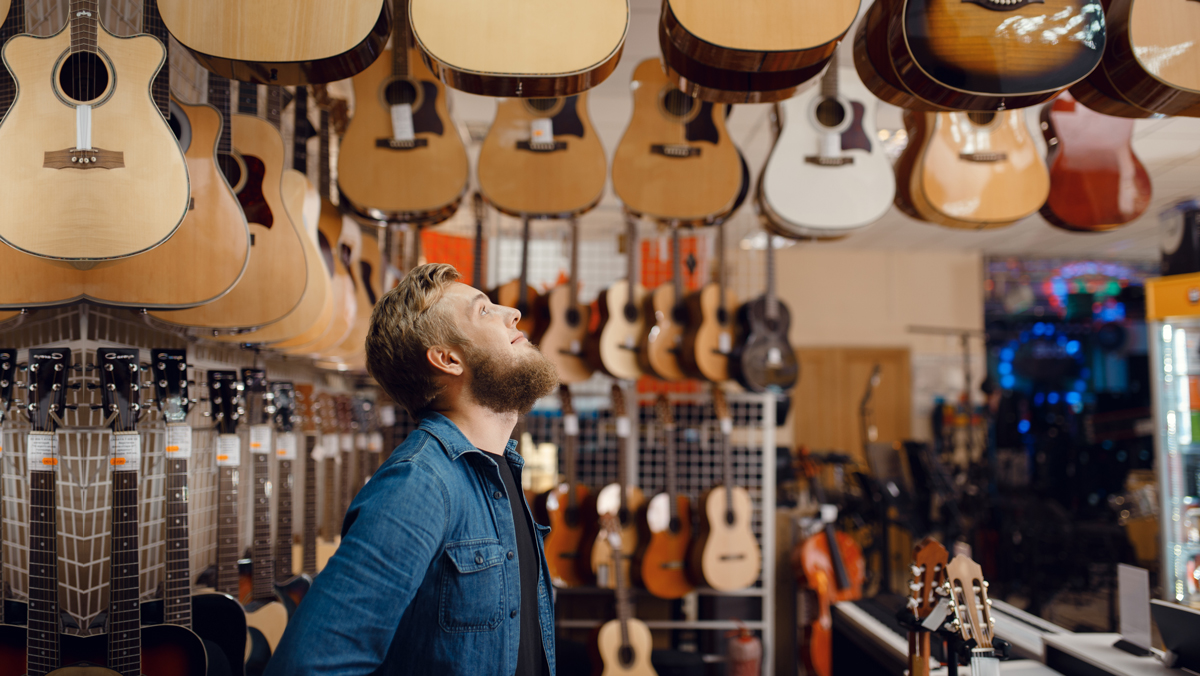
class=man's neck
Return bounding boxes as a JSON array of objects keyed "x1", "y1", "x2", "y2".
[{"x1": 436, "y1": 402, "x2": 518, "y2": 456}]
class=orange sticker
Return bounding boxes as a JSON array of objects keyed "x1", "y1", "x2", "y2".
[
  {"x1": 216, "y1": 454, "x2": 230, "y2": 462},
  {"x1": 41, "y1": 458, "x2": 58, "y2": 466},
  {"x1": 110, "y1": 458, "x2": 126, "y2": 466}
]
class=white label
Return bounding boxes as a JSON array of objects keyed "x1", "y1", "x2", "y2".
[
  {"x1": 658, "y1": 236, "x2": 669, "y2": 262},
  {"x1": 530, "y1": 118, "x2": 554, "y2": 145},
  {"x1": 216, "y1": 435, "x2": 241, "y2": 466},
  {"x1": 355, "y1": 433, "x2": 369, "y2": 451},
  {"x1": 616, "y1": 416, "x2": 631, "y2": 438},
  {"x1": 322, "y1": 435, "x2": 340, "y2": 460},
  {"x1": 390, "y1": 103, "x2": 415, "y2": 142},
  {"x1": 111, "y1": 432, "x2": 141, "y2": 471},
  {"x1": 276, "y1": 432, "x2": 297, "y2": 460},
  {"x1": 27, "y1": 433, "x2": 57, "y2": 468},
  {"x1": 249, "y1": 425, "x2": 272, "y2": 455},
  {"x1": 623, "y1": 335, "x2": 636, "y2": 349},
  {"x1": 380, "y1": 406, "x2": 396, "y2": 427},
  {"x1": 563, "y1": 414, "x2": 579, "y2": 437},
  {"x1": 718, "y1": 332, "x2": 732, "y2": 354},
  {"x1": 165, "y1": 424, "x2": 192, "y2": 459},
  {"x1": 767, "y1": 347, "x2": 782, "y2": 367},
  {"x1": 569, "y1": 339, "x2": 581, "y2": 355},
  {"x1": 368, "y1": 432, "x2": 383, "y2": 453},
  {"x1": 721, "y1": 418, "x2": 733, "y2": 436},
  {"x1": 340, "y1": 434, "x2": 353, "y2": 452}
]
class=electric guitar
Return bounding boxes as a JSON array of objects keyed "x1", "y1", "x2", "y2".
[
  {"x1": 0, "y1": 348, "x2": 9, "y2": 630},
  {"x1": 411, "y1": 0, "x2": 628, "y2": 97},
  {"x1": 612, "y1": 59, "x2": 742, "y2": 225},
  {"x1": 539, "y1": 217, "x2": 593, "y2": 384},
  {"x1": 535, "y1": 385, "x2": 596, "y2": 587},
  {"x1": 335, "y1": 395, "x2": 362, "y2": 518},
  {"x1": 730, "y1": 234, "x2": 798, "y2": 394},
  {"x1": 946, "y1": 555, "x2": 1001, "y2": 676},
  {"x1": 317, "y1": 392, "x2": 343, "y2": 548},
  {"x1": 478, "y1": 94, "x2": 607, "y2": 218},
  {"x1": 594, "y1": 515, "x2": 658, "y2": 676},
  {"x1": 589, "y1": 212, "x2": 647, "y2": 381},
  {"x1": 488, "y1": 215, "x2": 545, "y2": 342},
  {"x1": 292, "y1": 384, "x2": 323, "y2": 576},
  {"x1": 270, "y1": 382, "x2": 314, "y2": 616},
  {"x1": 339, "y1": 0, "x2": 468, "y2": 226},
  {"x1": 690, "y1": 386, "x2": 761, "y2": 591},
  {"x1": 638, "y1": 395, "x2": 694, "y2": 599},
  {"x1": 590, "y1": 385, "x2": 645, "y2": 590},
  {"x1": 758, "y1": 52, "x2": 895, "y2": 238},
  {"x1": 640, "y1": 225, "x2": 689, "y2": 382},
  {"x1": 905, "y1": 537, "x2": 949, "y2": 676},
  {"x1": 680, "y1": 220, "x2": 736, "y2": 383},
  {"x1": 159, "y1": 0, "x2": 389, "y2": 85}
]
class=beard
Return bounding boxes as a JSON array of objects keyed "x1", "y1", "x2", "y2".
[{"x1": 464, "y1": 341, "x2": 559, "y2": 415}]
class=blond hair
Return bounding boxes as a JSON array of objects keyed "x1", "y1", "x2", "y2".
[{"x1": 366, "y1": 263, "x2": 468, "y2": 416}]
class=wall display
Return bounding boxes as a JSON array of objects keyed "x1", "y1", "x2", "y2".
[
  {"x1": 729, "y1": 235, "x2": 798, "y2": 394},
  {"x1": 637, "y1": 395, "x2": 694, "y2": 599},
  {"x1": 321, "y1": 225, "x2": 381, "y2": 369},
  {"x1": 539, "y1": 218, "x2": 594, "y2": 384},
  {"x1": 590, "y1": 385, "x2": 645, "y2": 591},
  {"x1": 535, "y1": 385, "x2": 597, "y2": 587},
  {"x1": 589, "y1": 213, "x2": 648, "y2": 381}
]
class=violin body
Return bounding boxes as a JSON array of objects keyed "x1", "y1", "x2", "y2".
[{"x1": 791, "y1": 529, "x2": 865, "y2": 676}]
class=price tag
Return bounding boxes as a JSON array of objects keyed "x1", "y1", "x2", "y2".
[
  {"x1": 530, "y1": 118, "x2": 554, "y2": 145},
  {"x1": 390, "y1": 104, "x2": 415, "y2": 142},
  {"x1": 216, "y1": 435, "x2": 241, "y2": 467},
  {"x1": 569, "y1": 339, "x2": 581, "y2": 355},
  {"x1": 368, "y1": 432, "x2": 383, "y2": 453},
  {"x1": 721, "y1": 418, "x2": 734, "y2": 436},
  {"x1": 563, "y1": 414, "x2": 579, "y2": 437},
  {"x1": 355, "y1": 433, "x2": 368, "y2": 451},
  {"x1": 340, "y1": 434, "x2": 353, "y2": 452},
  {"x1": 380, "y1": 406, "x2": 396, "y2": 427},
  {"x1": 718, "y1": 332, "x2": 731, "y2": 354},
  {"x1": 767, "y1": 347, "x2": 782, "y2": 367},
  {"x1": 322, "y1": 434, "x2": 339, "y2": 460},
  {"x1": 616, "y1": 416, "x2": 631, "y2": 438},
  {"x1": 249, "y1": 425, "x2": 272, "y2": 455},
  {"x1": 111, "y1": 432, "x2": 141, "y2": 470},
  {"x1": 27, "y1": 433, "x2": 57, "y2": 468},
  {"x1": 276, "y1": 432, "x2": 297, "y2": 460},
  {"x1": 165, "y1": 424, "x2": 192, "y2": 459}
]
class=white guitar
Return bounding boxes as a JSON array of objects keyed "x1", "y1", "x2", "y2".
[{"x1": 758, "y1": 51, "x2": 894, "y2": 238}]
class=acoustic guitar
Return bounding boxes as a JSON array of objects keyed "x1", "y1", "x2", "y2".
[
  {"x1": 589, "y1": 385, "x2": 645, "y2": 590},
  {"x1": 904, "y1": 537, "x2": 949, "y2": 676},
  {"x1": 641, "y1": 225, "x2": 689, "y2": 382},
  {"x1": 612, "y1": 59, "x2": 741, "y2": 225},
  {"x1": 946, "y1": 555, "x2": 1002, "y2": 676},
  {"x1": 852, "y1": 0, "x2": 949, "y2": 112},
  {"x1": 690, "y1": 386, "x2": 761, "y2": 591},
  {"x1": 638, "y1": 395, "x2": 694, "y2": 599},
  {"x1": 594, "y1": 515, "x2": 658, "y2": 676},
  {"x1": 478, "y1": 94, "x2": 607, "y2": 218},
  {"x1": 339, "y1": 0, "x2": 468, "y2": 226},
  {"x1": 589, "y1": 212, "x2": 647, "y2": 381},
  {"x1": 411, "y1": 0, "x2": 628, "y2": 97},
  {"x1": 539, "y1": 218, "x2": 594, "y2": 384},
  {"x1": 0, "y1": 0, "x2": 189, "y2": 263},
  {"x1": 535, "y1": 385, "x2": 596, "y2": 587},
  {"x1": 758, "y1": 52, "x2": 895, "y2": 238},
  {"x1": 1040, "y1": 91, "x2": 1152, "y2": 232},
  {"x1": 729, "y1": 235, "x2": 798, "y2": 395},
  {"x1": 488, "y1": 215, "x2": 544, "y2": 343},
  {"x1": 896, "y1": 110, "x2": 1050, "y2": 229},
  {"x1": 681, "y1": 221, "x2": 736, "y2": 383},
  {"x1": 160, "y1": 0, "x2": 389, "y2": 84},
  {"x1": 322, "y1": 222, "x2": 382, "y2": 365}
]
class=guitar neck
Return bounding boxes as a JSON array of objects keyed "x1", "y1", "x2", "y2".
[
  {"x1": 164, "y1": 452, "x2": 193, "y2": 628},
  {"x1": 765, "y1": 235, "x2": 778, "y2": 321},
  {"x1": 109, "y1": 465, "x2": 143, "y2": 675},
  {"x1": 716, "y1": 222, "x2": 727, "y2": 312},
  {"x1": 293, "y1": 87, "x2": 310, "y2": 173},
  {"x1": 27, "y1": 464, "x2": 60, "y2": 676},
  {"x1": 472, "y1": 209, "x2": 485, "y2": 291},
  {"x1": 275, "y1": 457, "x2": 294, "y2": 582},
  {"x1": 671, "y1": 226, "x2": 683, "y2": 301},
  {"x1": 302, "y1": 435, "x2": 319, "y2": 574},
  {"x1": 0, "y1": 0, "x2": 26, "y2": 117},
  {"x1": 568, "y1": 217, "x2": 580, "y2": 308},
  {"x1": 322, "y1": 455, "x2": 337, "y2": 540},
  {"x1": 625, "y1": 216, "x2": 638, "y2": 308},
  {"x1": 392, "y1": 0, "x2": 411, "y2": 76},
  {"x1": 613, "y1": 541, "x2": 633, "y2": 655},
  {"x1": 69, "y1": 0, "x2": 99, "y2": 56},
  {"x1": 238, "y1": 81, "x2": 259, "y2": 116},
  {"x1": 665, "y1": 421, "x2": 679, "y2": 519},
  {"x1": 564, "y1": 431, "x2": 578, "y2": 510},
  {"x1": 820, "y1": 48, "x2": 839, "y2": 100},
  {"x1": 518, "y1": 216, "x2": 531, "y2": 310},
  {"x1": 251, "y1": 443, "x2": 274, "y2": 600},
  {"x1": 215, "y1": 462, "x2": 240, "y2": 596},
  {"x1": 142, "y1": 0, "x2": 170, "y2": 120},
  {"x1": 210, "y1": 75, "x2": 234, "y2": 157},
  {"x1": 825, "y1": 520, "x2": 851, "y2": 591},
  {"x1": 319, "y1": 109, "x2": 332, "y2": 199},
  {"x1": 266, "y1": 85, "x2": 284, "y2": 130}
]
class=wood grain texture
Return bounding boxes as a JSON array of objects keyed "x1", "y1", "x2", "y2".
[
  {"x1": 690, "y1": 485, "x2": 760, "y2": 591},
  {"x1": 681, "y1": 284, "x2": 737, "y2": 383},
  {"x1": 1100, "y1": 0, "x2": 1200, "y2": 116},
  {"x1": 540, "y1": 285, "x2": 594, "y2": 384},
  {"x1": 537, "y1": 484, "x2": 596, "y2": 587},
  {"x1": 589, "y1": 278, "x2": 648, "y2": 381},
  {"x1": 852, "y1": 0, "x2": 950, "y2": 111},
  {"x1": 321, "y1": 222, "x2": 376, "y2": 362},
  {"x1": 596, "y1": 618, "x2": 657, "y2": 676},
  {"x1": 477, "y1": 94, "x2": 607, "y2": 217},
  {"x1": 412, "y1": 0, "x2": 628, "y2": 97},
  {"x1": 1069, "y1": 66, "x2": 1156, "y2": 118},
  {"x1": 338, "y1": 48, "x2": 468, "y2": 223},
  {"x1": 637, "y1": 494, "x2": 694, "y2": 599},
  {"x1": 0, "y1": 28, "x2": 189, "y2": 261},
  {"x1": 641, "y1": 283, "x2": 687, "y2": 382},
  {"x1": 282, "y1": 201, "x2": 357, "y2": 355},
  {"x1": 149, "y1": 114, "x2": 307, "y2": 330},
  {"x1": 612, "y1": 59, "x2": 741, "y2": 223}
]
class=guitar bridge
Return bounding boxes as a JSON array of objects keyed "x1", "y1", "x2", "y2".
[
  {"x1": 959, "y1": 151, "x2": 1007, "y2": 162},
  {"x1": 375, "y1": 138, "x2": 429, "y2": 150},
  {"x1": 651, "y1": 144, "x2": 700, "y2": 158},
  {"x1": 44, "y1": 148, "x2": 124, "y2": 169},
  {"x1": 804, "y1": 156, "x2": 854, "y2": 166},
  {"x1": 962, "y1": 0, "x2": 1044, "y2": 10},
  {"x1": 517, "y1": 140, "x2": 566, "y2": 152}
]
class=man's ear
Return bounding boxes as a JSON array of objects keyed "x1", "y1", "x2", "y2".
[{"x1": 427, "y1": 344, "x2": 464, "y2": 377}]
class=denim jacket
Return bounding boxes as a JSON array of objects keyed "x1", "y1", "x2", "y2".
[{"x1": 263, "y1": 412, "x2": 556, "y2": 675}]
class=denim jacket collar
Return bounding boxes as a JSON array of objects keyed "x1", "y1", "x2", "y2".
[{"x1": 419, "y1": 411, "x2": 523, "y2": 467}]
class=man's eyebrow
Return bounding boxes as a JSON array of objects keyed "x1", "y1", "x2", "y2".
[{"x1": 468, "y1": 293, "x2": 488, "y2": 315}]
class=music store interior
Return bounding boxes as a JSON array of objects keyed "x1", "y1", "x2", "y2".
[{"x1": 1, "y1": 0, "x2": 1200, "y2": 675}]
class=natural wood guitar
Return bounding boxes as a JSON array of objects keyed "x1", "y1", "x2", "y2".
[
  {"x1": 681, "y1": 221, "x2": 736, "y2": 383},
  {"x1": 1088, "y1": 0, "x2": 1200, "y2": 118},
  {"x1": 612, "y1": 59, "x2": 741, "y2": 225},
  {"x1": 322, "y1": 222, "x2": 381, "y2": 366},
  {"x1": 904, "y1": 537, "x2": 948, "y2": 676},
  {"x1": 946, "y1": 555, "x2": 1002, "y2": 676},
  {"x1": 535, "y1": 385, "x2": 596, "y2": 587},
  {"x1": 539, "y1": 217, "x2": 594, "y2": 384},
  {"x1": 590, "y1": 385, "x2": 645, "y2": 590},
  {"x1": 638, "y1": 395, "x2": 694, "y2": 599},
  {"x1": 640, "y1": 225, "x2": 689, "y2": 382},
  {"x1": 488, "y1": 215, "x2": 544, "y2": 343},
  {"x1": 594, "y1": 515, "x2": 659, "y2": 676},
  {"x1": 589, "y1": 212, "x2": 648, "y2": 381},
  {"x1": 478, "y1": 94, "x2": 607, "y2": 218},
  {"x1": 0, "y1": 0, "x2": 189, "y2": 263},
  {"x1": 411, "y1": 0, "x2": 628, "y2": 97},
  {"x1": 852, "y1": 0, "x2": 948, "y2": 111}
]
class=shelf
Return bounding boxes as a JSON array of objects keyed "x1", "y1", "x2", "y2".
[
  {"x1": 553, "y1": 585, "x2": 765, "y2": 598},
  {"x1": 556, "y1": 619, "x2": 765, "y2": 631}
]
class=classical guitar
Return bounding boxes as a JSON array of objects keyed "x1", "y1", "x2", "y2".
[
  {"x1": 638, "y1": 395, "x2": 694, "y2": 599},
  {"x1": 690, "y1": 386, "x2": 761, "y2": 591},
  {"x1": 411, "y1": 0, "x2": 628, "y2": 97},
  {"x1": 0, "y1": 0, "x2": 188, "y2": 263},
  {"x1": 681, "y1": 221, "x2": 736, "y2": 383},
  {"x1": 270, "y1": 382, "x2": 314, "y2": 616},
  {"x1": 904, "y1": 537, "x2": 949, "y2": 676},
  {"x1": 293, "y1": 384, "x2": 323, "y2": 576},
  {"x1": 470, "y1": 192, "x2": 487, "y2": 290},
  {"x1": 590, "y1": 385, "x2": 645, "y2": 590},
  {"x1": 641, "y1": 225, "x2": 689, "y2": 382},
  {"x1": 1040, "y1": 91, "x2": 1152, "y2": 232},
  {"x1": 945, "y1": 555, "x2": 1002, "y2": 676},
  {"x1": 535, "y1": 385, "x2": 596, "y2": 587},
  {"x1": 758, "y1": 51, "x2": 895, "y2": 238},
  {"x1": 159, "y1": 0, "x2": 389, "y2": 84},
  {"x1": 540, "y1": 218, "x2": 594, "y2": 384},
  {"x1": 590, "y1": 213, "x2": 647, "y2": 381},
  {"x1": 896, "y1": 110, "x2": 1050, "y2": 229},
  {"x1": 729, "y1": 235, "x2": 798, "y2": 394},
  {"x1": 478, "y1": 94, "x2": 607, "y2": 218},
  {"x1": 612, "y1": 59, "x2": 742, "y2": 225},
  {"x1": 594, "y1": 515, "x2": 658, "y2": 676},
  {"x1": 488, "y1": 215, "x2": 545, "y2": 342},
  {"x1": 321, "y1": 220, "x2": 380, "y2": 365},
  {"x1": 340, "y1": 0, "x2": 468, "y2": 226}
]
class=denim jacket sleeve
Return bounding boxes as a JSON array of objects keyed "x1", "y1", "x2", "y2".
[{"x1": 263, "y1": 456, "x2": 449, "y2": 675}]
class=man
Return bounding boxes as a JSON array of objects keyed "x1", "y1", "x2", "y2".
[{"x1": 264, "y1": 263, "x2": 560, "y2": 675}]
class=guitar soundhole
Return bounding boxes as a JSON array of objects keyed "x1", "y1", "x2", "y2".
[
  {"x1": 661, "y1": 90, "x2": 695, "y2": 123},
  {"x1": 59, "y1": 51, "x2": 109, "y2": 103},
  {"x1": 967, "y1": 112, "x2": 997, "y2": 126},
  {"x1": 619, "y1": 645, "x2": 636, "y2": 668},
  {"x1": 716, "y1": 308, "x2": 729, "y2": 325},
  {"x1": 566, "y1": 306, "x2": 581, "y2": 327},
  {"x1": 725, "y1": 509, "x2": 736, "y2": 526},
  {"x1": 564, "y1": 505, "x2": 580, "y2": 528},
  {"x1": 526, "y1": 98, "x2": 559, "y2": 112},
  {"x1": 617, "y1": 506, "x2": 630, "y2": 527},
  {"x1": 815, "y1": 98, "x2": 846, "y2": 128},
  {"x1": 671, "y1": 303, "x2": 688, "y2": 325},
  {"x1": 623, "y1": 303, "x2": 639, "y2": 323},
  {"x1": 384, "y1": 79, "x2": 419, "y2": 107},
  {"x1": 669, "y1": 516, "x2": 682, "y2": 534}
]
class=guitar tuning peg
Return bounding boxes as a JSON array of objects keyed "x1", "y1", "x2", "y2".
[
  {"x1": 67, "y1": 383, "x2": 81, "y2": 390},
  {"x1": 16, "y1": 362, "x2": 27, "y2": 371},
  {"x1": 62, "y1": 404, "x2": 78, "y2": 411}
]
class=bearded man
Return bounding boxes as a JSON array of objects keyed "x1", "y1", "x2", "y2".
[{"x1": 264, "y1": 263, "x2": 561, "y2": 676}]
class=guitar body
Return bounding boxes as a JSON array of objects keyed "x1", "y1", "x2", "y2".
[
  {"x1": 339, "y1": 47, "x2": 468, "y2": 225},
  {"x1": 159, "y1": 0, "x2": 389, "y2": 84},
  {"x1": 590, "y1": 279, "x2": 648, "y2": 381},
  {"x1": 681, "y1": 283, "x2": 737, "y2": 383},
  {"x1": 0, "y1": 27, "x2": 188, "y2": 262},
  {"x1": 536, "y1": 484, "x2": 596, "y2": 587},
  {"x1": 1040, "y1": 92, "x2": 1151, "y2": 232},
  {"x1": 1098, "y1": 0, "x2": 1200, "y2": 117},
  {"x1": 589, "y1": 484, "x2": 645, "y2": 589},
  {"x1": 612, "y1": 59, "x2": 741, "y2": 224},
  {"x1": 1069, "y1": 66, "x2": 1155, "y2": 118},
  {"x1": 691, "y1": 485, "x2": 761, "y2": 591},
  {"x1": 290, "y1": 201, "x2": 357, "y2": 355},
  {"x1": 639, "y1": 493, "x2": 693, "y2": 599},
  {"x1": 150, "y1": 113, "x2": 308, "y2": 330},
  {"x1": 490, "y1": 279, "x2": 544, "y2": 343},
  {"x1": 730, "y1": 297, "x2": 798, "y2": 394},
  {"x1": 541, "y1": 284, "x2": 593, "y2": 384},
  {"x1": 759, "y1": 75, "x2": 895, "y2": 237},
  {"x1": 322, "y1": 222, "x2": 377, "y2": 363},
  {"x1": 478, "y1": 95, "x2": 607, "y2": 217},
  {"x1": 244, "y1": 599, "x2": 289, "y2": 653},
  {"x1": 901, "y1": 110, "x2": 1050, "y2": 229},
  {"x1": 191, "y1": 592, "x2": 249, "y2": 676},
  {"x1": 0, "y1": 623, "x2": 206, "y2": 676},
  {"x1": 273, "y1": 574, "x2": 313, "y2": 617},
  {"x1": 641, "y1": 283, "x2": 688, "y2": 382},
  {"x1": 595, "y1": 618, "x2": 657, "y2": 676},
  {"x1": 852, "y1": 0, "x2": 948, "y2": 111},
  {"x1": 888, "y1": 0, "x2": 1106, "y2": 110},
  {"x1": 411, "y1": 0, "x2": 628, "y2": 97}
]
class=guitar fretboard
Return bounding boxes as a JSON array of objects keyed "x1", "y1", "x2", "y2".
[
  {"x1": 321, "y1": 454, "x2": 337, "y2": 540},
  {"x1": 318, "y1": 109, "x2": 332, "y2": 200},
  {"x1": 392, "y1": 0, "x2": 410, "y2": 76},
  {"x1": 215, "y1": 461, "x2": 240, "y2": 596},
  {"x1": 0, "y1": 0, "x2": 27, "y2": 118},
  {"x1": 238, "y1": 81, "x2": 259, "y2": 116},
  {"x1": 27, "y1": 466, "x2": 60, "y2": 676},
  {"x1": 765, "y1": 235, "x2": 778, "y2": 322},
  {"x1": 275, "y1": 457, "x2": 294, "y2": 582},
  {"x1": 251, "y1": 444, "x2": 274, "y2": 601},
  {"x1": 266, "y1": 85, "x2": 283, "y2": 130},
  {"x1": 142, "y1": 0, "x2": 169, "y2": 120},
  {"x1": 108, "y1": 468, "x2": 142, "y2": 676},
  {"x1": 68, "y1": 0, "x2": 99, "y2": 55},
  {"x1": 164, "y1": 454, "x2": 193, "y2": 628},
  {"x1": 293, "y1": 87, "x2": 311, "y2": 173},
  {"x1": 302, "y1": 434, "x2": 318, "y2": 574},
  {"x1": 820, "y1": 48, "x2": 840, "y2": 100}
]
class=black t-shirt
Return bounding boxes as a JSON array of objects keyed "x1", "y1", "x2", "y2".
[{"x1": 496, "y1": 458, "x2": 550, "y2": 676}]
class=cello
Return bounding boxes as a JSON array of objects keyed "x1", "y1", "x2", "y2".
[{"x1": 790, "y1": 446, "x2": 865, "y2": 676}]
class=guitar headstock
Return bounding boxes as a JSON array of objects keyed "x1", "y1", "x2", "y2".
[
  {"x1": 945, "y1": 554, "x2": 995, "y2": 649},
  {"x1": 317, "y1": 392, "x2": 338, "y2": 435},
  {"x1": 908, "y1": 537, "x2": 949, "y2": 619},
  {"x1": 655, "y1": 394, "x2": 674, "y2": 429},
  {"x1": 610, "y1": 384, "x2": 625, "y2": 419},
  {"x1": 352, "y1": 396, "x2": 372, "y2": 433},
  {"x1": 240, "y1": 368, "x2": 270, "y2": 425},
  {"x1": 294, "y1": 383, "x2": 317, "y2": 433},
  {"x1": 27, "y1": 348, "x2": 70, "y2": 433},
  {"x1": 150, "y1": 348, "x2": 190, "y2": 424},
  {"x1": 560, "y1": 384, "x2": 575, "y2": 419},
  {"x1": 97, "y1": 349, "x2": 141, "y2": 433},
  {"x1": 206, "y1": 370, "x2": 241, "y2": 435},
  {"x1": 335, "y1": 394, "x2": 355, "y2": 433},
  {"x1": 599, "y1": 512, "x2": 622, "y2": 550},
  {"x1": 272, "y1": 382, "x2": 296, "y2": 433},
  {"x1": 712, "y1": 385, "x2": 730, "y2": 423},
  {"x1": 0, "y1": 348, "x2": 16, "y2": 424}
]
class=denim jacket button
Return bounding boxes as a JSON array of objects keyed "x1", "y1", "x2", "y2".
[
  {"x1": 493, "y1": 490, "x2": 503, "y2": 499},
  {"x1": 507, "y1": 551, "x2": 514, "y2": 560},
  {"x1": 475, "y1": 553, "x2": 484, "y2": 565},
  {"x1": 510, "y1": 608, "x2": 518, "y2": 618}
]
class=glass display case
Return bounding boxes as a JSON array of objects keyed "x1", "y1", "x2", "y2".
[{"x1": 1147, "y1": 273, "x2": 1200, "y2": 606}]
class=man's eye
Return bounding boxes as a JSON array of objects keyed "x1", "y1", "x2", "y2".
[{"x1": 480, "y1": 307, "x2": 489, "y2": 316}]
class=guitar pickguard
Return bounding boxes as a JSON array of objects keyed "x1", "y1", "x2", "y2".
[
  {"x1": 236, "y1": 154, "x2": 273, "y2": 228},
  {"x1": 685, "y1": 102, "x2": 720, "y2": 144},
  {"x1": 550, "y1": 96, "x2": 586, "y2": 138},
  {"x1": 841, "y1": 102, "x2": 872, "y2": 153},
  {"x1": 414, "y1": 81, "x2": 444, "y2": 135}
]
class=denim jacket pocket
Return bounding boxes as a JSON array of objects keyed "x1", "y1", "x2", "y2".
[{"x1": 439, "y1": 539, "x2": 507, "y2": 633}]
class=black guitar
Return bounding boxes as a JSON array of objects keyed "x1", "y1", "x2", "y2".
[
  {"x1": 730, "y1": 234, "x2": 798, "y2": 394},
  {"x1": 270, "y1": 381, "x2": 313, "y2": 616}
]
